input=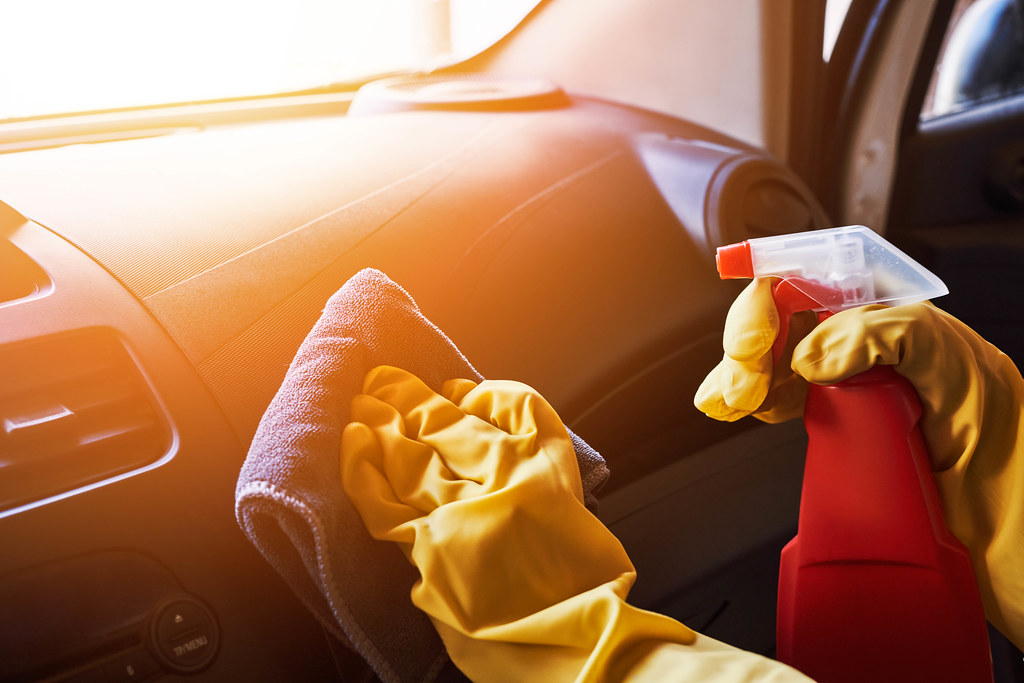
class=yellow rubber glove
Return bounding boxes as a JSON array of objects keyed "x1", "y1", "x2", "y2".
[
  {"x1": 694, "y1": 279, "x2": 1024, "y2": 651},
  {"x1": 693, "y1": 279, "x2": 812, "y2": 424},
  {"x1": 342, "y1": 365, "x2": 811, "y2": 682}
]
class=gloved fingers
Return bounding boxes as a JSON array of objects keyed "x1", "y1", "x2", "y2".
[
  {"x1": 748, "y1": 310, "x2": 817, "y2": 423},
  {"x1": 696, "y1": 278, "x2": 808, "y2": 422},
  {"x1": 452, "y1": 378, "x2": 585, "y2": 501},
  {"x1": 454, "y1": 379, "x2": 557, "y2": 437},
  {"x1": 694, "y1": 353, "x2": 772, "y2": 421},
  {"x1": 793, "y1": 301, "x2": 995, "y2": 383},
  {"x1": 347, "y1": 387, "x2": 491, "y2": 512},
  {"x1": 792, "y1": 302, "x2": 1000, "y2": 472},
  {"x1": 362, "y1": 364, "x2": 472, "y2": 441},
  {"x1": 362, "y1": 365, "x2": 519, "y2": 486},
  {"x1": 444, "y1": 375, "x2": 581, "y2": 494},
  {"x1": 440, "y1": 377, "x2": 479, "y2": 405},
  {"x1": 790, "y1": 304, "x2": 901, "y2": 384},
  {"x1": 339, "y1": 420, "x2": 423, "y2": 544},
  {"x1": 723, "y1": 278, "x2": 780, "y2": 361},
  {"x1": 752, "y1": 373, "x2": 808, "y2": 424},
  {"x1": 358, "y1": 365, "x2": 569, "y2": 500}
]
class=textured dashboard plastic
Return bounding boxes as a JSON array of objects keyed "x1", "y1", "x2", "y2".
[
  {"x1": 0, "y1": 217, "x2": 341, "y2": 681},
  {"x1": 0, "y1": 92, "x2": 822, "y2": 679},
  {"x1": 0, "y1": 97, "x2": 820, "y2": 490}
]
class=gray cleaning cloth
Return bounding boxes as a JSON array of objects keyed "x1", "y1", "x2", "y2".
[{"x1": 235, "y1": 268, "x2": 610, "y2": 683}]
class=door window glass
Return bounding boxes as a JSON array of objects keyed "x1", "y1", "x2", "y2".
[
  {"x1": 922, "y1": 0, "x2": 1024, "y2": 119},
  {"x1": 824, "y1": 0, "x2": 854, "y2": 61}
]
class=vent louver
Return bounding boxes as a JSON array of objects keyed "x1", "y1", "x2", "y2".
[{"x1": 0, "y1": 330, "x2": 172, "y2": 513}]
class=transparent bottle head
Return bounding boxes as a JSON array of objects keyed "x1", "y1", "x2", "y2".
[{"x1": 718, "y1": 226, "x2": 948, "y2": 312}]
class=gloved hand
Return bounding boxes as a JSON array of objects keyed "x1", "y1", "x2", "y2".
[
  {"x1": 694, "y1": 278, "x2": 1024, "y2": 650},
  {"x1": 342, "y1": 365, "x2": 811, "y2": 682},
  {"x1": 693, "y1": 278, "x2": 810, "y2": 423}
]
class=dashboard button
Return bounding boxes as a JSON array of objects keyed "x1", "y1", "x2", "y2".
[{"x1": 146, "y1": 594, "x2": 219, "y2": 674}]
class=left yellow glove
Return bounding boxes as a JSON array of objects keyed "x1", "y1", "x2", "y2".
[
  {"x1": 341, "y1": 365, "x2": 811, "y2": 682},
  {"x1": 341, "y1": 365, "x2": 691, "y2": 681}
]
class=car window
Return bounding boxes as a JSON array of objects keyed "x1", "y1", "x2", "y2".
[
  {"x1": 921, "y1": 0, "x2": 1024, "y2": 119},
  {"x1": 0, "y1": 0, "x2": 540, "y2": 121},
  {"x1": 823, "y1": 0, "x2": 854, "y2": 61}
]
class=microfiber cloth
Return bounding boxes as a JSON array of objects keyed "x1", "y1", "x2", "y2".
[{"x1": 235, "y1": 268, "x2": 610, "y2": 683}]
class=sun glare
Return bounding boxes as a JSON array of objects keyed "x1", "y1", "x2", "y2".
[{"x1": 1, "y1": 0, "x2": 538, "y2": 121}]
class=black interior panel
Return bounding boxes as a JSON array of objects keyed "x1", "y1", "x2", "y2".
[
  {"x1": 0, "y1": 219, "x2": 340, "y2": 681},
  {"x1": 890, "y1": 96, "x2": 1024, "y2": 368},
  {"x1": 0, "y1": 91, "x2": 821, "y2": 679}
]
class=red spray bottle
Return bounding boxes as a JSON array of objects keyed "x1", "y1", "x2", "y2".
[{"x1": 716, "y1": 226, "x2": 993, "y2": 683}]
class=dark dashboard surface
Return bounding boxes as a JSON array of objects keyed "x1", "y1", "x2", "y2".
[{"x1": 0, "y1": 90, "x2": 821, "y2": 680}]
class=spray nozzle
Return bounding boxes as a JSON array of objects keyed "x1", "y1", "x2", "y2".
[{"x1": 717, "y1": 226, "x2": 948, "y2": 360}]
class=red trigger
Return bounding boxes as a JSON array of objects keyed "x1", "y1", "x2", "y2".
[{"x1": 770, "y1": 278, "x2": 845, "y2": 363}]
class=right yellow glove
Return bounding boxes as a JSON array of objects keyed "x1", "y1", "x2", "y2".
[
  {"x1": 693, "y1": 278, "x2": 811, "y2": 423},
  {"x1": 694, "y1": 278, "x2": 1024, "y2": 651}
]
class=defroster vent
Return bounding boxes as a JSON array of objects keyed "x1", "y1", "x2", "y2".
[{"x1": 0, "y1": 330, "x2": 172, "y2": 514}]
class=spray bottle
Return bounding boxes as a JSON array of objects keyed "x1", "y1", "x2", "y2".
[{"x1": 716, "y1": 226, "x2": 993, "y2": 682}]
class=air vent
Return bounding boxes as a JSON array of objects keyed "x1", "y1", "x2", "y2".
[
  {"x1": 706, "y1": 154, "x2": 829, "y2": 249},
  {"x1": 0, "y1": 229, "x2": 51, "y2": 307},
  {"x1": 0, "y1": 330, "x2": 172, "y2": 514}
]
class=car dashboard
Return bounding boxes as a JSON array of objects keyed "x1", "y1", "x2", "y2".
[{"x1": 0, "y1": 82, "x2": 819, "y2": 681}]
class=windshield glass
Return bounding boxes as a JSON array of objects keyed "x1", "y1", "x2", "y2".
[{"x1": 1, "y1": 0, "x2": 539, "y2": 121}]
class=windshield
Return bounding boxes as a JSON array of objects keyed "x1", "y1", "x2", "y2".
[{"x1": 1, "y1": 0, "x2": 539, "y2": 121}]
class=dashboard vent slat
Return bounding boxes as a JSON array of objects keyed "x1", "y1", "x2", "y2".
[{"x1": 0, "y1": 330, "x2": 172, "y2": 513}]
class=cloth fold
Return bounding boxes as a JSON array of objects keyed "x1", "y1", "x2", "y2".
[{"x1": 235, "y1": 268, "x2": 610, "y2": 683}]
